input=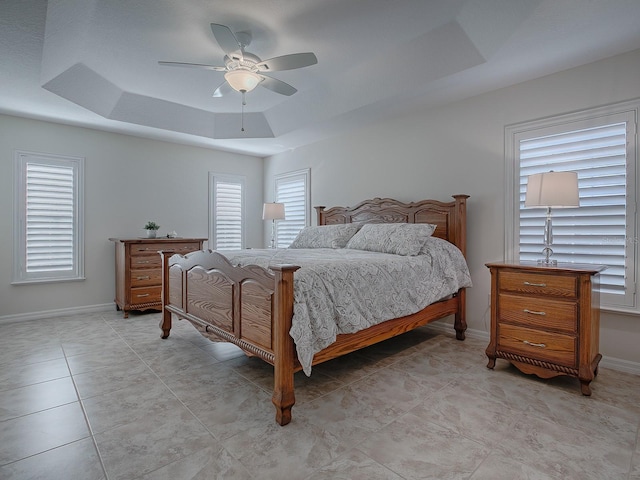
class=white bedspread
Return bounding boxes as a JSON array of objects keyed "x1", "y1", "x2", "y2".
[{"x1": 223, "y1": 236, "x2": 472, "y2": 375}]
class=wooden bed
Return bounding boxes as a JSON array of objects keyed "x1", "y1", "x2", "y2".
[{"x1": 159, "y1": 195, "x2": 469, "y2": 425}]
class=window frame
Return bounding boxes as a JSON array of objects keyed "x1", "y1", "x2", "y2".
[
  {"x1": 13, "y1": 150, "x2": 85, "y2": 284},
  {"x1": 208, "y1": 173, "x2": 245, "y2": 250},
  {"x1": 505, "y1": 99, "x2": 639, "y2": 313},
  {"x1": 274, "y1": 168, "x2": 310, "y2": 248}
]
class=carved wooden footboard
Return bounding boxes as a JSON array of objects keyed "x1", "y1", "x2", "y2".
[
  {"x1": 159, "y1": 250, "x2": 300, "y2": 425},
  {"x1": 160, "y1": 195, "x2": 469, "y2": 426}
]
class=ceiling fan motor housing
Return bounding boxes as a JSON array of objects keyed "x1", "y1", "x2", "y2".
[{"x1": 224, "y1": 52, "x2": 261, "y2": 72}]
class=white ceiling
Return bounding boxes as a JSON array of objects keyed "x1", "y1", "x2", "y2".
[{"x1": 3, "y1": 0, "x2": 640, "y2": 157}]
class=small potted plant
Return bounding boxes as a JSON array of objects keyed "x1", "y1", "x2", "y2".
[{"x1": 144, "y1": 221, "x2": 160, "y2": 238}]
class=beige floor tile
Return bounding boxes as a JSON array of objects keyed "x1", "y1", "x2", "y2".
[
  {"x1": 498, "y1": 411, "x2": 633, "y2": 480},
  {"x1": 0, "y1": 438, "x2": 105, "y2": 480},
  {"x1": 306, "y1": 448, "x2": 405, "y2": 480},
  {"x1": 0, "y1": 357, "x2": 70, "y2": 392},
  {"x1": 469, "y1": 453, "x2": 563, "y2": 480},
  {"x1": 73, "y1": 360, "x2": 159, "y2": 399},
  {"x1": 0, "y1": 402, "x2": 90, "y2": 465},
  {"x1": 82, "y1": 379, "x2": 184, "y2": 434},
  {"x1": 0, "y1": 376, "x2": 78, "y2": 421},
  {"x1": 140, "y1": 444, "x2": 253, "y2": 480},
  {"x1": 357, "y1": 412, "x2": 491, "y2": 480},
  {"x1": 95, "y1": 408, "x2": 214, "y2": 480}
]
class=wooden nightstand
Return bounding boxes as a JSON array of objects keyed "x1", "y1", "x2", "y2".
[{"x1": 485, "y1": 261, "x2": 605, "y2": 395}]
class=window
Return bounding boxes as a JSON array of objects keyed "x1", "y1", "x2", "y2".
[
  {"x1": 505, "y1": 100, "x2": 638, "y2": 312},
  {"x1": 13, "y1": 151, "x2": 84, "y2": 284},
  {"x1": 209, "y1": 173, "x2": 244, "y2": 250},
  {"x1": 275, "y1": 169, "x2": 310, "y2": 247}
]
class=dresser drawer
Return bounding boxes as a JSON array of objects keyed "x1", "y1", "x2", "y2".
[
  {"x1": 499, "y1": 270, "x2": 577, "y2": 298},
  {"x1": 498, "y1": 323, "x2": 576, "y2": 368},
  {"x1": 130, "y1": 269, "x2": 162, "y2": 287},
  {"x1": 130, "y1": 243, "x2": 166, "y2": 255},
  {"x1": 130, "y1": 242, "x2": 200, "y2": 256},
  {"x1": 130, "y1": 286, "x2": 161, "y2": 305},
  {"x1": 130, "y1": 254, "x2": 162, "y2": 268},
  {"x1": 498, "y1": 293, "x2": 577, "y2": 334}
]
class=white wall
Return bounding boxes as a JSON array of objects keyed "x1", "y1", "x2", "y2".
[
  {"x1": 264, "y1": 48, "x2": 640, "y2": 371},
  {"x1": 0, "y1": 115, "x2": 263, "y2": 318}
]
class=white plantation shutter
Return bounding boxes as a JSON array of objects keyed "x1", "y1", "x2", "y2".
[
  {"x1": 508, "y1": 104, "x2": 638, "y2": 310},
  {"x1": 210, "y1": 174, "x2": 244, "y2": 250},
  {"x1": 14, "y1": 152, "x2": 84, "y2": 283},
  {"x1": 275, "y1": 169, "x2": 310, "y2": 247}
]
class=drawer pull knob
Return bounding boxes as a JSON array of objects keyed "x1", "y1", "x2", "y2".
[
  {"x1": 523, "y1": 281, "x2": 546, "y2": 287},
  {"x1": 136, "y1": 293, "x2": 150, "y2": 297},
  {"x1": 137, "y1": 276, "x2": 150, "y2": 280},
  {"x1": 523, "y1": 340, "x2": 546, "y2": 348},
  {"x1": 523, "y1": 308, "x2": 546, "y2": 316}
]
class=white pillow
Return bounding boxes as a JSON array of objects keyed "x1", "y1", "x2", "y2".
[
  {"x1": 345, "y1": 223, "x2": 436, "y2": 256},
  {"x1": 289, "y1": 224, "x2": 362, "y2": 249}
]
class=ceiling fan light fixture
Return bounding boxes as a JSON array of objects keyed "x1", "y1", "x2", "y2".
[{"x1": 224, "y1": 70, "x2": 262, "y2": 93}]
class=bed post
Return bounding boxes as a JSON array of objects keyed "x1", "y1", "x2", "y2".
[
  {"x1": 270, "y1": 264, "x2": 300, "y2": 426},
  {"x1": 159, "y1": 251, "x2": 172, "y2": 339},
  {"x1": 452, "y1": 195, "x2": 469, "y2": 340}
]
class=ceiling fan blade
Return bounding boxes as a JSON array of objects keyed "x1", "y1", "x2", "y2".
[
  {"x1": 158, "y1": 61, "x2": 226, "y2": 72},
  {"x1": 210, "y1": 23, "x2": 243, "y2": 60},
  {"x1": 212, "y1": 81, "x2": 233, "y2": 98},
  {"x1": 256, "y1": 52, "x2": 317, "y2": 72},
  {"x1": 259, "y1": 75, "x2": 297, "y2": 96}
]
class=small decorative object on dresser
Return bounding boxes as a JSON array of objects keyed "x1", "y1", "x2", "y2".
[
  {"x1": 143, "y1": 221, "x2": 160, "y2": 238},
  {"x1": 485, "y1": 261, "x2": 605, "y2": 395},
  {"x1": 109, "y1": 237, "x2": 206, "y2": 318}
]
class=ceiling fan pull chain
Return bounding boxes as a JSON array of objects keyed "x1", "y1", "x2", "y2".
[{"x1": 241, "y1": 91, "x2": 246, "y2": 132}]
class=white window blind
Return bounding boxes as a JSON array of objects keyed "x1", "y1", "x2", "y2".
[
  {"x1": 210, "y1": 174, "x2": 244, "y2": 250},
  {"x1": 508, "y1": 103, "x2": 638, "y2": 311},
  {"x1": 14, "y1": 152, "x2": 84, "y2": 283},
  {"x1": 275, "y1": 169, "x2": 309, "y2": 248}
]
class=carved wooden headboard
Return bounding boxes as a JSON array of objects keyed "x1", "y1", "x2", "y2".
[{"x1": 314, "y1": 195, "x2": 469, "y2": 257}]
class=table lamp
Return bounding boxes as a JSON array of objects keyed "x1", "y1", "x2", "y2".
[
  {"x1": 262, "y1": 202, "x2": 285, "y2": 248},
  {"x1": 525, "y1": 170, "x2": 579, "y2": 265}
]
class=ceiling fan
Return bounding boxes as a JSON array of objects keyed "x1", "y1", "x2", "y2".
[{"x1": 159, "y1": 23, "x2": 318, "y2": 98}]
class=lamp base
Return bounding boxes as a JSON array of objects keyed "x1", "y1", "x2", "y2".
[
  {"x1": 537, "y1": 258, "x2": 558, "y2": 266},
  {"x1": 537, "y1": 245, "x2": 556, "y2": 266}
]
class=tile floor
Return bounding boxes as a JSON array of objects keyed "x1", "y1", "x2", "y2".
[{"x1": 0, "y1": 310, "x2": 639, "y2": 480}]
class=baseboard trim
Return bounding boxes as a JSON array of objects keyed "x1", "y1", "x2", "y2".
[
  {"x1": 598, "y1": 356, "x2": 640, "y2": 375},
  {"x1": 0, "y1": 303, "x2": 115, "y2": 325},
  {"x1": 425, "y1": 319, "x2": 640, "y2": 376}
]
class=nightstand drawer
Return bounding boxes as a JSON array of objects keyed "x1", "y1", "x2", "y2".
[
  {"x1": 500, "y1": 270, "x2": 577, "y2": 298},
  {"x1": 498, "y1": 323, "x2": 576, "y2": 367},
  {"x1": 498, "y1": 294, "x2": 577, "y2": 334}
]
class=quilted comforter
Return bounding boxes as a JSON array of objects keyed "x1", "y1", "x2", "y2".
[{"x1": 224, "y1": 236, "x2": 472, "y2": 375}]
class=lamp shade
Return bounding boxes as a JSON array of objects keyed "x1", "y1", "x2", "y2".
[
  {"x1": 224, "y1": 70, "x2": 263, "y2": 93},
  {"x1": 262, "y1": 202, "x2": 285, "y2": 220},
  {"x1": 525, "y1": 171, "x2": 579, "y2": 208}
]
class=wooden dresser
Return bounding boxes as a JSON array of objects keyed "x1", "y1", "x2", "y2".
[
  {"x1": 485, "y1": 261, "x2": 605, "y2": 395},
  {"x1": 109, "y1": 237, "x2": 206, "y2": 318}
]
